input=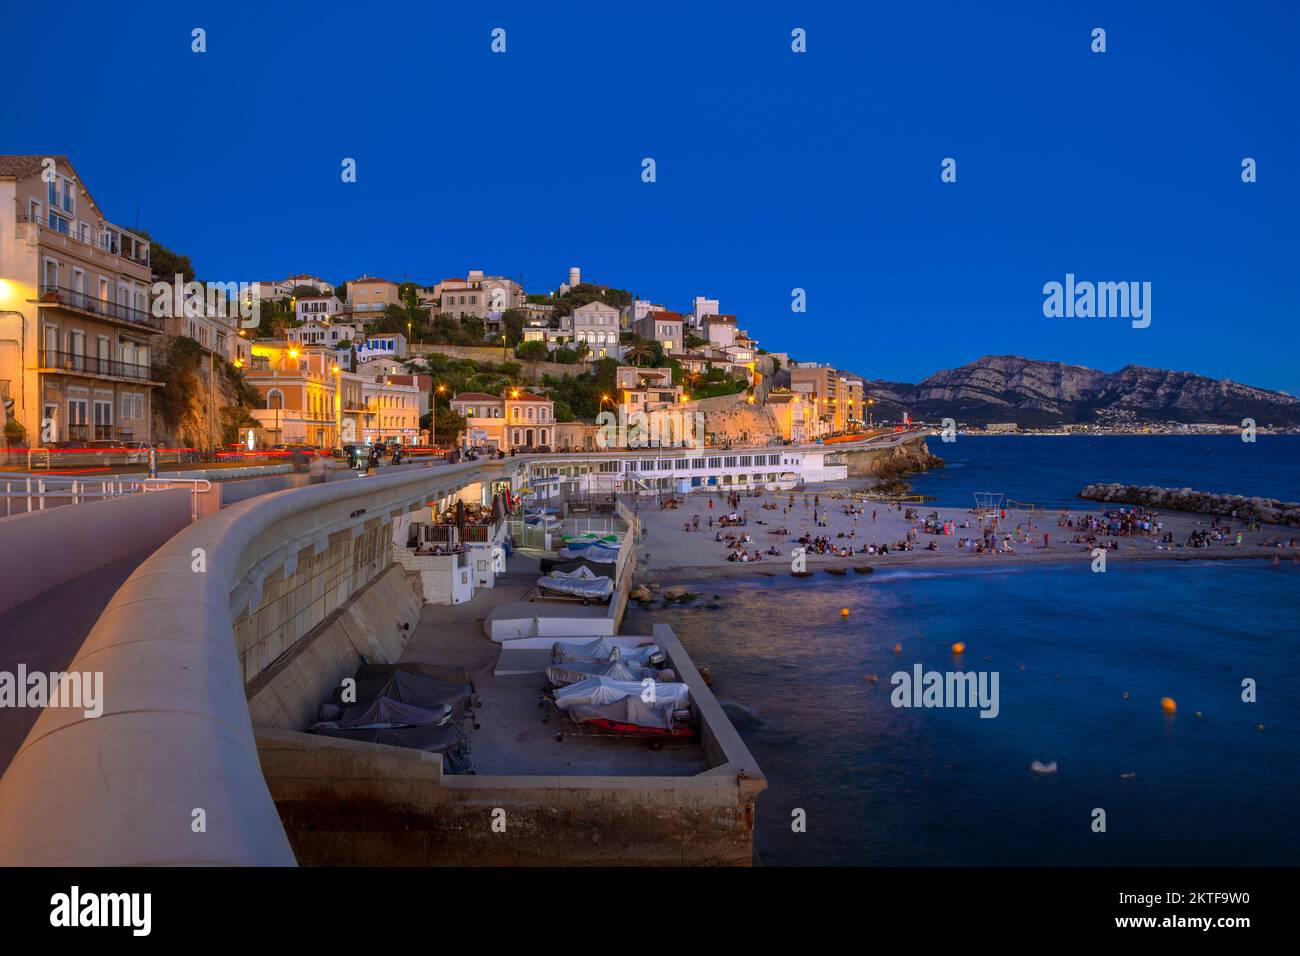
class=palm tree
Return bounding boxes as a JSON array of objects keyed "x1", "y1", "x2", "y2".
[{"x1": 624, "y1": 335, "x2": 654, "y2": 367}]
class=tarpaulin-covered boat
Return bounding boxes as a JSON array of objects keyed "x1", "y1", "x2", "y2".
[
  {"x1": 558, "y1": 543, "x2": 621, "y2": 562},
  {"x1": 550, "y1": 677, "x2": 695, "y2": 744},
  {"x1": 535, "y1": 565, "x2": 614, "y2": 602},
  {"x1": 544, "y1": 658, "x2": 660, "y2": 688},
  {"x1": 330, "y1": 667, "x2": 476, "y2": 721},
  {"x1": 551, "y1": 636, "x2": 665, "y2": 668}
]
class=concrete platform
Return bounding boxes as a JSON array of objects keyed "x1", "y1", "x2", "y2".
[{"x1": 401, "y1": 558, "x2": 707, "y2": 777}]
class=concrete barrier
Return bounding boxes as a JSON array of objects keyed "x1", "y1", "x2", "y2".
[
  {"x1": 0, "y1": 456, "x2": 527, "y2": 866},
  {"x1": 0, "y1": 488, "x2": 192, "y2": 617}
]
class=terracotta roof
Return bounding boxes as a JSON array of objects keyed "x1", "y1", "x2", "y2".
[
  {"x1": 647, "y1": 310, "x2": 683, "y2": 321},
  {"x1": 350, "y1": 276, "x2": 395, "y2": 285},
  {"x1": 508, "y1": 391, "x2": 550, "y2": 403},
  {"x1": 0, "y1": 155, "x2": 68, "y2": 177},
  {"x1": 452, "y1": 392, "x2": 502, "y2": 402}
]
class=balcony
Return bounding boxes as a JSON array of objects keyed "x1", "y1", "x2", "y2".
[
  {"x1": 18, "y1": 214, "x2": 150, "y2": 269},
  {"x1": 40, "y1": 349, "x2": 155, "y2": 383},
  {"x1": 36, "y1": 284, "x2": 163, "y2": 332}
]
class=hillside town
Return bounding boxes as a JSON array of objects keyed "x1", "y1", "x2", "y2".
[{"x1": 0, "y1": 156, "x2": 882, "y2": 463}]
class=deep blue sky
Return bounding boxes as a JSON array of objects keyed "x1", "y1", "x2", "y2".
[{"x1": 5, "y1": 1, "x2": 1296, "y2": 393}]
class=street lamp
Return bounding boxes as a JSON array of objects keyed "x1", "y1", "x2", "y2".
[
  {"x1": 867, "y1": 398, "x2": 875, "y2": 428},
  {"x1": 432, "y1": 383, "x2": 446, "y2": 447}
]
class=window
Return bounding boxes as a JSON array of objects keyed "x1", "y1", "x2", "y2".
[
  {"x1": 724, "y1": 456, "x2": 737, "y2": 468},
  {"x1": 708, "y1": 457, "x2": 721, "y2": 468}
]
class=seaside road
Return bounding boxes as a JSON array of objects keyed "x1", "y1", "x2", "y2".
[{"x1": 0, "y1": 547, "x2": 155, "y2": 775}]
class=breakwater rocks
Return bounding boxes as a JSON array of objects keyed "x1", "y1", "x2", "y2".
[{"x1": 1079, "y1": 483, "x2": 1300, "y2": 527}]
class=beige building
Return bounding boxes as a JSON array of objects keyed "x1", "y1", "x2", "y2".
[
  {"x1": 633, "y1": 309, "x2": 683, "y2": 352},
  {"x1": 346, "y1": 276, "x2": 399, "y2": 320},
  {"x1": 615, "y1": 365, "x2": 681, "y2": 414},
  {"x1": 765, "y1": 388, "x2": 814, "y2": 443},
  {"x1": 450, "y1": 388, "x2": 556, "y2": 451},
  {"x1": 789, "y1": 365, "x2": 865, "y2": 433},
  {"x1": 0, "y1": 155, "x2": 160, "y2": 447},
  {"x1": 244, "y1": 342, "x2": 341, "y2": 447}
]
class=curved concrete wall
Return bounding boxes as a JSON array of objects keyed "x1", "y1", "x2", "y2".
[
  {"x1": 0, "y1": 488, "x2": 192, "y2": 617},
  {"x1": 0, "y1": 458, "x2": 522, "y2": 866}
]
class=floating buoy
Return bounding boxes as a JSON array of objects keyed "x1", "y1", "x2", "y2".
[
  {"x1": 1194, "y1": 711, "x2": 1202, "y2": 718},
  {"x1": 841, "y1": 607, "x2": 850, "y2": 617},
  {"x1": 1018, "y1": 664, "x2": 1026, "y2": 671},
  {"x1": 1257, "y1": 724, "x2": 1265, "y2": 731},
  {"x1": 866, "y1": 674, "x2": 878, "y2": 684},
  {"x1": 1122, "y1": 692, "x2": 1130, "y2": 700},
  {"x1": 893, "y1": 643, "x2": 902, "y2": 654},
  {"x1": 1120, "y1": 771, "x2": 1136, "y2": 780},
  {"x1": 951, "y1": 642, "x2": 966, "y2": 654},
  {"x1": 1161, "y1": 697, "x2": 1177, "y2": 714},
  {"x1": 1030, "y1": 760, "x2": 1058, "y2": 775}
]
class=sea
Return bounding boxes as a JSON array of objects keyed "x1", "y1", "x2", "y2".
[{"x1": 624, "y1": 436, "x2": 1300, "y2": 866}]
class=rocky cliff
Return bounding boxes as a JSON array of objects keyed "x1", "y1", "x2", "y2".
[{"x1": 862, "y1": 356, "x2": 1300, "y2": 427}]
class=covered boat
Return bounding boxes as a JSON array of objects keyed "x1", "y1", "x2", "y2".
[
  {"x1": 535, "y1": 565, "x2": 614, "y2": 602},
  {"x1": 552, "y1": 677, "x2": 692, "y2": 733},
  {"x1": 537, "y1": 555, "x2": 616, "y2": 576},
  {"x1": 337, "y1": 696, "x2": 452, "y2": 728},
  {"x1": 551, "y1": 636, "x2": 665, "y2": 667},
  {"x1": 544, "y1": 658, "x2": 659, "y2": 688},
  {"x1": 331, "y1": 667, "x2": 475, "y2": 720},
  {"x1": 558, "y1": 542, "x2": 621, "y2": 562}
]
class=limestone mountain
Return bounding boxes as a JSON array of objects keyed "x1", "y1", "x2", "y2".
[{"x1": 860, "y1": 355, "x2": 1300, "y2": 427}]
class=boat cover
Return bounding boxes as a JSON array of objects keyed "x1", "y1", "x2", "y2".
[
  {"x1": 332, "y1": 668, "x2": 474, "y2": 718},
  {"x1": 536, "y1": 565, "x2": 614, "y2": 600},
  {"x1": 558, "y1": 543, "x2": 621, "y2": 562},
  {"x1": 553, "y1": 677, "x2": 692, "y2": 731},
  {"x1": 338, "y1": 696, "x2": 451, "y2": 728},
  {"x1": 355, "y1": 661, "x2": 476, "y2": 694},
  {"x1": 538, "y1": 556, "x2": 616, "y2": 575},
  {"x1": 551, "y1": 637, "x2": 662, "y2": 666},
  {"x1": 545, "y1": 659, "x2": 658, "y2": 687}
]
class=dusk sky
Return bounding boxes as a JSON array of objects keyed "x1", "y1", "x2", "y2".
[{"x1": 4, "y1": 0, "x2": 1296, "y2": 392}]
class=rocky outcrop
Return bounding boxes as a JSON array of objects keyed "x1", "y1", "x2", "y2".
[
  {"x1": 1079, "y1": 483, "x2": 1300, "y2": 527},
  {"x1": 869, "y1": 438, "x2": 945, "y2": 478},
  {"x1": 861, "y1": 355, "x2": 1300, "y2": 427}
]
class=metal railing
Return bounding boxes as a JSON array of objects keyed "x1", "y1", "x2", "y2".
[
  {"x1": 36, "y1": 282, "x2": 163, "y2": 331},
  {"x1": 38, "y1": 347, "x2": 154, "y2": 380},
  {"x1": 0, "y1": 475, "x2": 213, "y2": 521},
  {"x1": 18, "y1": 214, "x2": 150, "y2": 267}
]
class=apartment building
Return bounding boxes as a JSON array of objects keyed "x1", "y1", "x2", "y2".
[
  {"x1": 568, "y1": 300, "x2": 620, "y2": 356},
  {"x1": 691, "y1": 296, "x2": 720, "y2": 330},
  {"x1": 765, "y1": 387, "x2": 815, "y2": 443},
  {"x1": 287, "y1": 321, "x2": 356, "y2": 349},
  {"x1": 450, "y1": 389, "x2": 556, "y2": 451},
  {"x1": 703, "y1": 314, "x2": 738, "y2": 349},
  {"x1": 295, "y1": 294, "x2": 342, "y2": 324},
  {"x1": 615, "y1": 365, "x2": 682, "y2": 413},
  {"x1": 789, "y1": 365, "x2": 865, "y2": 433},
  {"x1": 244, "y1": 341, "x2": 340, "y2": 447},
  {"x1": 346, "y1": 275, "x2": 399, "y2": 319},
  {"x1": 361, "y1": 375, "x2": 421, "y2": 445},
  {"x1": 633, "y1": 309, "x2": 683, "y2": 352},
  {"x1": 0, "y1": 155, "x2": 160, "y2": 446}
]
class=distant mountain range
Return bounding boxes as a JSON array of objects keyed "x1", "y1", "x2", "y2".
[{"x1": 858, "y1": 355, "x2": 1300, "y2": 427}]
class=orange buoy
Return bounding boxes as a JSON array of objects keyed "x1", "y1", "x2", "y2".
[
  {"x1": 951, "y1": 642, "x2": 966, "y2": 654},
  {"x1": 841, "y1": 607, "x2": 850, "y2": 617},
  {"x1": 893, "y1": 643, "x2": 902, "y2": 654},
  {"x1": 1161, "y1": 696, "x2": 1177, "y2": 714}
]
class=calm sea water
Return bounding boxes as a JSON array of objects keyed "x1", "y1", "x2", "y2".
[
  {"x1": 909, "y1": 434, "x2": 1300, "y2": 509},
  {"x1": 625, "y1": 437, "x2": 1300, "y2": 866}
]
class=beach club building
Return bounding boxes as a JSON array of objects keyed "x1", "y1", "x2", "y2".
[{"x1": 523, "y1": 446, "x2": 847, "y2": 499}]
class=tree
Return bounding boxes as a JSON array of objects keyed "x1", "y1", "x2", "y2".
[
  {"x1": 624, "y1": 335, "x2": 654, "y2": 367},
  {"x1": 516, "y1": 340, "x2": 550, "y2": 383},
  {"x1": 136, "y1": 230, "x2": 195, "y2": 283},
  {"x1": 501, "y1": 308, "x2": 526, "y2": 346}
]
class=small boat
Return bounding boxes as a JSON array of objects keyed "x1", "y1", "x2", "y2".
[{"x1": 853, "y1": 565, "x2": 874, "y2": 574}]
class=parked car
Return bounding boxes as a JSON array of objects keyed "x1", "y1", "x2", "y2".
[{"x1": 123, "y1": 441, "x2": 154, "y2": 465}]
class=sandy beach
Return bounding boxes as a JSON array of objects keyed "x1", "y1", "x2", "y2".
[{"x1": 630, "y1": 481, "x2": 1300, "y2": 586}]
